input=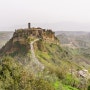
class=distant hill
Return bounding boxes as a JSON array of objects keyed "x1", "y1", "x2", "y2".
[
  {"x1": 56, "y1": 31, "x2": 90, "y2": 59},
  {"x1": 0, "y1": 31, "x2": 13, "y2": 48},
  {"x1": 56, "y1": 31, "x2": 90, "y2": 48}
]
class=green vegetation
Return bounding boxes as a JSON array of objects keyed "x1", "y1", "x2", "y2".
[
  {"x1": 0, "y1": 56, "x2": 56, "y2": 90},
  {"x1": 0, "y1": 40, "x2": 84, "y2": 90},
  {"x1": 34, "y1": 40, "x2": 90, "y2": 90},
  {"x1": 0, "y1": 31, "x2": 90, "y2": 90}
]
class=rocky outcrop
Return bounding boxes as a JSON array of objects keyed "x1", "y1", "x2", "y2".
[
  {"x1": 77, "y1": 69, "x2": 90, "y2": 79},
  {"x1": 13, "y1": 28, "x2": 58, "y2": 44},
  {"x1": 0, "y1": 25, "x2": 59, "y2": 56}
]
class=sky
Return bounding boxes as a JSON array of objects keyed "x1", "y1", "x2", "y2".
[{"x1": 0, "y1": 0, "x2": 90, "y2": 31}]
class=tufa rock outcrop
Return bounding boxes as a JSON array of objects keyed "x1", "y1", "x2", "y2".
[{"x1": 0, "y1": 23, "x2": 59, "y2": 56}]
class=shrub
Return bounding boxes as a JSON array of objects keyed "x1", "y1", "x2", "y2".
[{"x1": 31, "y1": 78, "x2": 55, "y2": 90}]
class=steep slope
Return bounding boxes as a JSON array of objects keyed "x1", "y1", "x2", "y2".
[
  {"x1": 33, "y1": 40, "x2": 90, "y2": 90},
  {"x1": 0, "y1": 29, "x2": 90, "y2": 90}
]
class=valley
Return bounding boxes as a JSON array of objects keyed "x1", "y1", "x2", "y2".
[{"x1": 0, "y1": 31, "x2": 13, "y2": 48}]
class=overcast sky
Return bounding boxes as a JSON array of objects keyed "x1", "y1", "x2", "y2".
[{"x1": 0, "y1": 0, "x2": 90, "y2": 31}]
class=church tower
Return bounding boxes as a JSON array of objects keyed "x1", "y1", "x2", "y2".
[{"x1": 28, "y1": 23, "x2": 31, "y2": 29}]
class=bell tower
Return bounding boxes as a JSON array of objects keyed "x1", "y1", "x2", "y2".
[{"x1": 28, "y1": 23, "x2": 31, "y2": 29}]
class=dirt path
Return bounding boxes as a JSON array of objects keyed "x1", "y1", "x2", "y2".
[{"x1": 30, "y1": 39, "x2": 44, "y2": 72}]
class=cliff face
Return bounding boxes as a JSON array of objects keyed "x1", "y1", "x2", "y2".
[{"x1": 0, "y1": 27, "x2": 59, "y2": 56}]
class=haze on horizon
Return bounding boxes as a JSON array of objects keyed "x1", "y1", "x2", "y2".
[{"x1": 0, "y1": 0, "x2": 90, "y2": 31}]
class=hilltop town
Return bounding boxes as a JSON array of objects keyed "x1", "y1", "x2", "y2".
[
  {"x1": 13, "y1": 23, "x2": 59, "y2": 44},
  {"x1": 0, "y1": 23, "x2": 59, "y2": 56}
]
